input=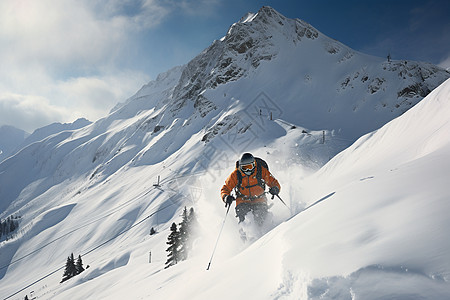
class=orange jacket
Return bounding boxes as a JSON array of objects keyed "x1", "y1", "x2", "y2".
[{"x1": 221, "y1": 166, "x2": 280, "y2": 206}]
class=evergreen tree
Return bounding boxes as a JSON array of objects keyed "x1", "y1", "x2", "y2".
[
  {"x1": 0, "y1": 216, "x2": 20, "y2": 239},
  {"x1": 178, "y1": 207, "x2": 199, "y2": 261},
  {"x1": 188, "y1": 207, "x2": 197, "y2": 228},
  {"x1": 0, "y1": 216, "x2": 19, "y2": 240},
  {"x1": 61, "y1": 256, "x2": 72, "y2": 283},
  {"x1": 75, "y1": 255, "x2": 85, "y2": 275},
  {"x1": 178, "y1": 207, "x2": 189, "y2": 261},
  {"x1": 61, "y1": 253, "x2": 77, "y2": 283},
  {"x1": 186, "y1": 207, "x2": 198, "y2": 250},
  {"x1": 9, "y1": 217, "x2": 16, "y2": 233},
  {"x1": 0, "y1": 220, "x2": 4, "y2": 237},
  {"x1": 165, "y1": 222, "x2": 180, "y2": 269},
  {"x1": 69, "y1": 253, "x2": 77, "y2": 277}
]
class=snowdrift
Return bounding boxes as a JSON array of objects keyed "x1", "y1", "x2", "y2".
[
  {"x1": 150, "y1": 81, "x2": 450, "y2": 300},
  {"x1": 277, "y1": 78, "x2": 450, "y2": 298},
  {"x1": 1, "y1": 6, "x2": 450, "y2": 300},
  {"x1": 47, "y1": 79, "x2": 450, "y2": 300}
]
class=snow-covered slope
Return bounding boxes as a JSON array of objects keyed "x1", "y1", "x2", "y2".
[
  {"x1": 0, "y1": 119, "x2": 90, "y2": 165},
  {"x1": 49, "y1": 79, "x2": 450, "y2": 300},
  {"x1": 19, "y1": 118, "x2": 92, "y2": 150},
  {"x1": 0, "y1": 126, "x2": 29, "y2": 163},
  {"x1": 1, "y1": 6, "x2": 448, "y2": 214},
  {"x1": 1, "y1": 6, "x2": 450, "y2": 300},
  {"x1": 288, "y1": 77, "x2": 450, "y2": 298}
]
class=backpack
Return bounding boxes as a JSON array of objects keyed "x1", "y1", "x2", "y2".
[{"x1": 235, "y1": 157, "x2": 269, "y2": 195}]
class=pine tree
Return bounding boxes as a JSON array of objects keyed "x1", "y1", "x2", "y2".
[
  {"x1": 69, "y1": 253, "x2": 77, "y2": 277},
  {"x1": 178, "y1": 207, "x2": 199, "y2": 261},
  {"x1": 0, "y1": 216, "x2": 20, "y2": 239},
  {"x1": 61, "y1": 253, "x2": 77, "y2": 283},
  {"x1": 9, "y1": 217, "x2": 16, "y2": 233},
  {"x1": 165, "y1": 222, "x2": 180, "y2": 269},
  {"x1": 188, "y1": 207, "x2": 197, "y2": 228},
  {"x1": 0, "y1": 220, "x2": 4, "y2": 238},
  {"x1": 186, "y1": 207, "x2": 197, "y2": 257},
  {"x1": 178, "y1": 207, "x2": 189, "y2": 261},
  {"x1": 61, "y1": 256, "x2": 72, "y2": 283},
  {"x1": 75, "y1": 255, "x2": 85, "y2": 275}
]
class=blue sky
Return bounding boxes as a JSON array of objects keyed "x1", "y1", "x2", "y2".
[{"x1": 0, "y1": 0, "x2": 449, "y2": 132}]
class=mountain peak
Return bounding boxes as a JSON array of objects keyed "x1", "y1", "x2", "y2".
[
  {"x1": 1, "y1": 6, "x2": 450, "y2": 299},
  {"x1": 256, "y1": 6, "x2": 286, "y2": 21},
  {"x1": 174, "y1": 7, "x2": 320, "y2": 102},
  {"x1": 228, "y1": 6, "x2": 319, "y2": 48},
  {"x1": 238, "y1": 12, "x2": 257, "y2": 24},
  {"x1": 238, "y1": 6, "x2": 284, "y2": 24}
]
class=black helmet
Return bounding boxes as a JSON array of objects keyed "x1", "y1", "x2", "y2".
[{"x1": 239, "y1": 153, "x2": 255, "y2": 175}]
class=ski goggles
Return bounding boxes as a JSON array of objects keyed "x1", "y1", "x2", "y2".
[{"x1": 240, "y1": 162, "x2": 255, "y2": 172}]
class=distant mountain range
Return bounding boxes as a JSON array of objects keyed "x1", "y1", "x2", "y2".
[{"x1": 0, "y1": 118, "x2": 91, "y2": 163}]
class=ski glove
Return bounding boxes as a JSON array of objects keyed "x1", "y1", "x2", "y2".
[
  {"x1": 224, "y1": 195, "x2": 235, "y2": 208},
  {"x1": 269, "y1": 186, "x2": 280, "y2": 196}
]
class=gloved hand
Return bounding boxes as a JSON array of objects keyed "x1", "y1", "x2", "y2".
[
  {"x1": 269, "y1": 186, "x2": 279, "y2": 196},
  {"x1": 224, "y1": 195, "x2": 235, "y2": 208}
]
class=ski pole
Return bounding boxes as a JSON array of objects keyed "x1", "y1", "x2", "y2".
[
  {"x1": 276, "y1": 194, "x2": 289, "y2": 208},
  {"x1": 206, "y1": 204, "x2": 231, "y2": 270},
  {"x1": 272, "y1": 193, "x2": 290, "y2": 210}
]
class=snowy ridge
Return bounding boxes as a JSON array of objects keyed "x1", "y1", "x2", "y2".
[
  {"x1": 21, "y1": 118, "x2": 92, "y2": 149},
  {"x1": 295, "y1": 78, "x2": 450, "y2": 298},
  {"x1": 313, "y1": 77, "x2": 450, "y2": 186},
  {"x1": 0, "y1": 126, "x2": 29, "y2": 163},
  {"x1": 0, "y1": 6, "x2": 450, "y2": 299}
]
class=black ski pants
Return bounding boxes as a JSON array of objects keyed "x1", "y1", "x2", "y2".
[{"x1": 235, "y1": 202, "x2": 268, "y2": 226}]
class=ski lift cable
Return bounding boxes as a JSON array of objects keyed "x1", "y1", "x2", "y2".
[
  {"x1": 2, "y1": 179, "x2": 189, "y2": 279},
  {"x1": 0, "y1": 185, "x2": 162, "y2": 271},
  {"x1": 3, "y1": 171, "x2": 203, "y2": 298},
  {"x1": 2, "y1": 201, "x2": 179, "y2": 300}
]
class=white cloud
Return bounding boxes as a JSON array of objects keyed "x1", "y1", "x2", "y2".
[
  {"x1": 89, "y1": 0, "x2": 171, "y2": 31},
  {"x1": 0, "y1": 0, "x2": 223, "y2": 132},
  {"x1": 0, "y1": 0, "x2": 136, "y2": 73},
  {"x1": 55, "y1": 71, "x2": 151, "y2": 121},
  {"x1": 0, "y1": 70, "x2": 149, "y2": 133},
  {"x1": 0, "y1": 93, "x2": 72, "y2": 133},
  {"x1": 173, "y1": 0, "x2": 220, "y2": 16},
  {"x1": 0, "y1": 0, "x2": 162, "y2": 132}
]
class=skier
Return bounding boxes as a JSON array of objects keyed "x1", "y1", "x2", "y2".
[{"x1": 221, "y1": 153, "x2": 281, "y2": 226}]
